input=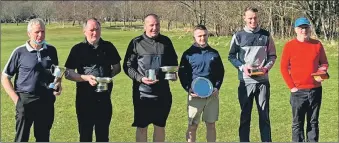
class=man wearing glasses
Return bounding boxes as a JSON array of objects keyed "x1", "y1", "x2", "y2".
[{"x1": 280, "y1": 17, "x2": 329, "y2": 142}]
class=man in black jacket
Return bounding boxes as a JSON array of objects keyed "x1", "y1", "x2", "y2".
[{"x1": 123, "y1": 14, "x2": 178, "y2": 142}]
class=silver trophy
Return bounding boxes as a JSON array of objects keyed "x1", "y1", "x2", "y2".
[
  {"x1": 49, "y1": 65, "x2": 68, "y2": 90},
  {"x1": 160, "y1": 66, "x2": 178, "y2": 81},
  {"x1": 95, "y1": 77, "x2": 112, "y2": 92},
  {"x1": 147, "y1": 69, "x2": 157, "y2": 81}
]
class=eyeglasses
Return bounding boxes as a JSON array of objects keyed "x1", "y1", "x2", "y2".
[{"x1": 298, "y1": 26, "x2": 310, "y2": 29}]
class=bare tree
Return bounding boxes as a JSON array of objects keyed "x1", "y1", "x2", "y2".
[
  {"x1": 290, "y1": 0, "x2": 338, "y2": 40},
  {"x1": 1, "y1": 1, "x2": 337, "y2": 40},
  {"x1": 1, "y1": 1, "x2": 12, "y2": 23},
  {"x1": 101, "y1": 1, "x2": 120, "y2": 27},
  {"x1": 54, "y1": 1, "x2": 72, "y2": 28},
  {"x1": 156, "y1": 1, "x2": 180, "y2": 31},
  {"x1": 32, "y1": 1, "x2": 55, "y2": 25},
  {"x1": 2, "y1": 1, "x2": 34, "y2": 25},
  {"x1": 179, "y1": 0, "x2": 207, "y2": 25}
]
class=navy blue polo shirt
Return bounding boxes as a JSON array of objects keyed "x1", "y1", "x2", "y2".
[
  {"x1": 178, "y1": 45, "x2": 225, "y2": 92},
  {"x1": 2, "y1": 41, "x2": 58, "y2": 95},
  {"x1": 64, "y1": 38, "x2": 121, "y2": 90}
]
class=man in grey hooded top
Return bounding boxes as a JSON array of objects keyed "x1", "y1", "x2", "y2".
[{"x1": 228, "y1": 7, "x2": 277, "y2": 142}]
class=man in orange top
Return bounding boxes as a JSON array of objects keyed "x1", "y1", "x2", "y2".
[{"x1": 280, "y1": 17, "x2": 329, "y2": 142}]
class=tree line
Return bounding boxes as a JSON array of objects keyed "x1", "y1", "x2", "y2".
[{"x1": 1, "y1": 1, "x2": 338, "y2": 40}]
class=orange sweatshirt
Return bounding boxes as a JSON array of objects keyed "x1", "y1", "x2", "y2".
[{"x1": 280, "y1": 38, "x2": 329, "y2": 89}]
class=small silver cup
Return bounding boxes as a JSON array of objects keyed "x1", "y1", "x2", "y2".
[
  {"x1": 48, "y1": 65, "x2": 68, "y2": 90},
  {"x1": 147, "y1": 69, "x2": 156, "y2": 81}
]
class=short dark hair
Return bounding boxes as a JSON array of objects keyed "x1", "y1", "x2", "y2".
[
  {"x1": 244, "y1": 6, "x2": 258, "y2": 15},
  {"x1": 194, "y1": 25, "x2": 207, "y2": 31},
  {"x1": 83, "y1": 17, "x2": 101, "y2": 29},
  {"x1": 144, "y1": 13, "x2": 159, "y2": 22}
]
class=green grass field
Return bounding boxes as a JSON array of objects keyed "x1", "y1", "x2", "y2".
[{"x1": 1, "y1": 23, "x2": 338, "y2": 142}]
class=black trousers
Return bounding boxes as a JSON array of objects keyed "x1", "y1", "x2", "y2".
[
  {"x1": 238, "y1": 82, "x2": 271, "y2": 142},
  {"x1": 76, "y1": 90, "x2": 113, "y2": 142},
  {"x1": 290, "y1": 86, "x2": 322, "y2": 142},
  {"x1": 15, "y1": 93, "x2": 55, "y2": 142}
]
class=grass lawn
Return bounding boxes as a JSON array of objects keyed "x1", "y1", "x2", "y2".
[{"x1": 1, "y1": 23, "x2": 338, "y2": 142}]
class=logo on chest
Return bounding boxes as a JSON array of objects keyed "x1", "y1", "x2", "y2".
[{"x1": 43, "y1": 56, "x2": 51, "y2": 61}]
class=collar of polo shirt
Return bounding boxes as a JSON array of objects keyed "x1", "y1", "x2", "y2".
[
  {"x1": 25, "y1": 40, "x2": 47, "y2": 52},
  {"x1": 83, "y1": 37, "x2": 103, "y2": 49}
]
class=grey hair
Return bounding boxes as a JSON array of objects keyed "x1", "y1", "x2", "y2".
[
  {"x1": 144, "y1": 13, "x2": 160, "y2": 22},
  {"x1": 83, "y1": 18, "x2": 101, "y2": 30},
  {"x1": 27, "y1": 18, "x2": 45, "y2": 32}
]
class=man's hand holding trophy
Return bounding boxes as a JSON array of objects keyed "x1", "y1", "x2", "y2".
[
  {"x1": 242, "y1": 62, "x2": 267, "y2": 77},
  {"x1": 49, "y1": 64, "x2": 69, "y2": 96},
  {"x1": 79, "y1": 74, "x2": 113, "y2": 92}
]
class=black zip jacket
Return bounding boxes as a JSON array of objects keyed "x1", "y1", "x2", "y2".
[{"x1": 123, "y1": 33, "x2": 178, "y2": 97}]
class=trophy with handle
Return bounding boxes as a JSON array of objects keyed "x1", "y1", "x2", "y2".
[
  {"x1": 95, "y1": 77, "x2": 112, "y2": 92},
  {"x1": 160, "y1": 66, "x2": 178, "y2": 81},
  {"x1": 49, "y1": 65, "x2": 68, "y2": 91}
]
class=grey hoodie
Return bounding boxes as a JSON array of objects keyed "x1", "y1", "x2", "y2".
[{"x1": 228, "y1": 26, "x2": 277, "y2": 84}]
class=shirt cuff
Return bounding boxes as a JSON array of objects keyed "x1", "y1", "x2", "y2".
[{"x1": 2, "y1": 72, "x2": 13, "y2": 79}]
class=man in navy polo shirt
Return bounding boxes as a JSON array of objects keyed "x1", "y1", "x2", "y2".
[
  {"x1": 1, "y1": 18, "x2": 61, "y2": 142},
  {"x1": 178, "y1": 25, "x2": 224, "y2": 142},
  {"x1": 64, "y1": 18, "x2": 121, "y2": 142}
]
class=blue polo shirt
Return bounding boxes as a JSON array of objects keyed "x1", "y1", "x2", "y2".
[
  {"x1": 2, "y1": 41, "x2": 58, "y2": 95},
  {"x1": 178, "y1": 45, "x2": 225, "y2": 92}
]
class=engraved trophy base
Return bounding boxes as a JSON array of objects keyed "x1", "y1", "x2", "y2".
[
  {"x1": 95, "y1": 84, "x2": 108, "y2": 92},
  {"x1": 311, "y1": 71, "x2": 329, "y2": 80},
  {"x1": 164, "y1": 72, "x2": 177, "y2": 80},
  {"x1": 249, "y1": 68, "x2": 264, "y2": 76}
]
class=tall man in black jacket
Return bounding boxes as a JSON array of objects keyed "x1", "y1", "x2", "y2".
[{"x1": 123, "y1": 14, "x2": 178, "y2": 142}]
